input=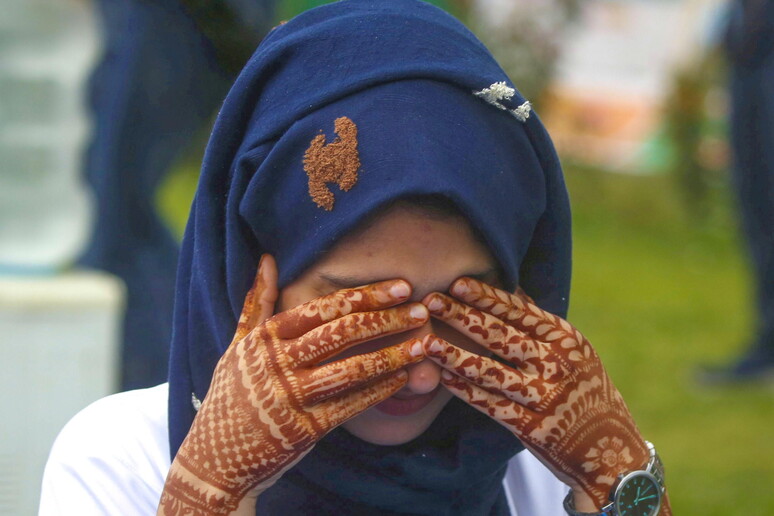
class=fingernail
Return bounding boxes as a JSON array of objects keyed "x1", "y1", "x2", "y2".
[
  {"x1": 395, "y1": 369, "x2": 409, "y2": 381},
  {"x1": 427, "y1": 338, "x2": 443, "y2": 354},
  {"x1": 452, "y1": 281, "x2": 469, "y2": 297},
  {"x1": 426, "y1": 296, "x2": 443, "y2": 313},
  {"x1": 390, "y1": 282, "x2": 410, "y2": 299},
  {"x1": 410, "y1": 304, "x2": 428, "y2": 321},
  {"x1": 441, "y1": 370, "x2": 453, "y2": 381},
  {"x1": 409, "y1": 340, "x2": 424, "y2": 357}
]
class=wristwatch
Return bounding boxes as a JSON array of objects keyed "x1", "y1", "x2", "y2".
[{"x1": 563, "y1": 441, "x2": 665, "y2": 516}]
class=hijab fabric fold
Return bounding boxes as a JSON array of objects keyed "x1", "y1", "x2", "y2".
[{"x1": 168, "y1": 1, "x2": 572, "y2": 513}]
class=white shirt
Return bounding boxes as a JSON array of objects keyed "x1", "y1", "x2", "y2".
[{"x1": 39, "y1": 384, "x2": 568, "y2": 515}]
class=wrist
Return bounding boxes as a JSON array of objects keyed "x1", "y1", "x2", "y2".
[
  {"x1": 563, "y1": 441, "x2": 665, "y2": 516},
  {"x1": 160, "y1": 461, "x2": 243, "y2": 515},
  {"x1": 570, "y1": 488, "x2": 602, "y2": 512},
  {"x1": 232, "y1": 491, "x2": 260, "y2": 516}
]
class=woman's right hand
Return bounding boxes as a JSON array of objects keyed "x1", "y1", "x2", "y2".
[{"x1": 158, "y1": 255, "x2": 427, "y2": 515}]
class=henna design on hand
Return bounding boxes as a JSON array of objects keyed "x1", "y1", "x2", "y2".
[
  {"x1": 159, "y1": 258, "x2": 426, "y2": 515},
  {"x1": 423, "y1": 278, "x2": 671, "y2": 514}
]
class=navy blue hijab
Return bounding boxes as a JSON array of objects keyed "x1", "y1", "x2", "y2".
[{"x1": 168, "y1": 1, "x2": 572, "y2": 513}]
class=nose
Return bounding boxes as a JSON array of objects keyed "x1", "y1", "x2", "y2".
[
  {"x1": 402, "y1": 321, "x2": 442, "y2": 395},
  {"x1": 404, "y1": 359, "x2": 442, "y2": 394}
]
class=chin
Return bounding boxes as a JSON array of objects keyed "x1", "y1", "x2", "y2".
[{"x1": 341, "y1": 389, "x2": 453, "y2": 445}]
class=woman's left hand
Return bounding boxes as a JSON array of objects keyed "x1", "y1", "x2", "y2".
[{"x1": 421, "y1": 277, "x2": 669, "y2": 514}]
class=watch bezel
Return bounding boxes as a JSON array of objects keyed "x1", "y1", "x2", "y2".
[{"x1": 612, "y1": 470, "x2": 662, "y2": 516}]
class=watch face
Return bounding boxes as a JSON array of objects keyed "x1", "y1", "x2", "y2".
[{"x1": 614, "y1": 471, "x2": 662, "y2": 516}]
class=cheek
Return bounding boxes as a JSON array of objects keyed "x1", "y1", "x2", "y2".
[{"x1": 277, "y1": 286, "x2": 319, "y2": 313}]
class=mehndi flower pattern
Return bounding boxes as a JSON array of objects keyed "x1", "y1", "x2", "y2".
[
  {"x1": 423, "y1": 278, "x2": 670, "y2": 513},
  {"x1": 159, "y1": 263, "x2": 425, "y2": 515},
  {"x1": 582, "y1": 437, "x2": 635, "y2": 486}
]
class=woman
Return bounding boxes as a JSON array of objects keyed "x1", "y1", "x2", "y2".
[{"x1": 41, "y1": 1, "x2": 671, "y2": 514}]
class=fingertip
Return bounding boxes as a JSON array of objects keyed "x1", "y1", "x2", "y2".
[
  {"x1": 409, "y1": 303, "x2": 428, "y2": 322},
  {"x1": 387, "y1": 369, "x2": 409, "y2": 391},
  {"x1": 260, "y1": 254, "x2": 278, "y2": 283},
  {"x1": 439, "y1": 369, "x2": 464, "y2": 392},
  {"x1": 254, "y1": 256, "x2": 279, "y2": 323},
  {"x1": 422, "y1": 335, "x2": 444, "y2": 355},
  {"x1": 422, "y1": 293, "x2": 445, "y2": 314},
  {"x1": 450, "y1": 278, "x2": 471, "y2": 298},
  {"x1": 389, "y1": 280, "x2": 411, "y2": 300},
  {"x1": 392, "y1": 369, "x2": 409, "y2": 383},
  {"x1": 407, "y1": 338, "x2": 425, "y2": 358}
]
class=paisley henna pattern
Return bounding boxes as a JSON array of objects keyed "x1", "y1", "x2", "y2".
[
  {"x1": 424, "y1": 278, "x2": 671, "y2": 514},
  {"x1": 159, "y1": 268, "x2": 425, "y2": 515}
]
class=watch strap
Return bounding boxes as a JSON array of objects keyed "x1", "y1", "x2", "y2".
[
  {"x1": 563, "y1": 493, "x2": 614, "y2": 516},
  {"x1": 646, "y1": 441, "x2": 666, "y2": 493}
]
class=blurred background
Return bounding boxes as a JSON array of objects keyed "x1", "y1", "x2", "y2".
[{"x1": 2, "y1": 0, "x2": 772, "y2": 514}]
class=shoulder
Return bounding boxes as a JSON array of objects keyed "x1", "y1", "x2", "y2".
[
  {"x1": 39, "y1": 383, "x2": 171, "y2": 515},
  {"x1": 504, "y1": 450, "x2": 569, "y2": 516},
  {"x1": 46, "y1": 383, "x2": 171, "y2": 469}
]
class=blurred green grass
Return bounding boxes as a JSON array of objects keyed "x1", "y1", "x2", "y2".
[
  {"x1": 159, "y1": 163, "x2": 774, "y2": 514},
  {"x1": 564, "y1": 165, "x2": 774, "y2": 515}
]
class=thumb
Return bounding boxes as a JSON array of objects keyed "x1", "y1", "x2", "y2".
[{"x1": 234, "y1": 254, "x2": 279, "y2": 342}]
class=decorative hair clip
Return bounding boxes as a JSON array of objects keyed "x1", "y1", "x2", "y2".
[
  {"x1": 304, "y1": 116, "x2": 361, "y2": 211},
  {"x1": 474, "y1": 81, "x2": 532, "y2": 122}
]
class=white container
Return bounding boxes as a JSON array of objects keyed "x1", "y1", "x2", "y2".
[
  {"x1": 0, "y1": 0, "x2": 98, "y2": 273},
  {"x1": 0, "y1": 271, "x2": 124, "y2": 515}
]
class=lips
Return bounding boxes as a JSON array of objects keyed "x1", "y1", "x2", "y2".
[{"x1": 373, "y1": 387, "x2": 440, "y2": 416}]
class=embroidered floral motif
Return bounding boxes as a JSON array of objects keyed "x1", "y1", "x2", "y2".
[
  {"x1": 303, "y1": 116, "x2": 361, "y2": 211},
  {"x1": 473, "y1": 81, "x2": 532, "y2": 122},
  {"x1": 191, "y1": 392, "x2": 202, "y2": 412},
  {"x1": 511, "y1": 101, "x2": 532, "y2": 122},
  {"x1": 474, "y1": 81, "x2": 515, "y2": 109}
]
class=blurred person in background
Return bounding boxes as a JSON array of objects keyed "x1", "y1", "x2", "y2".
[
  {"x1": 80, "y1": 0, "x2": 276, "y2": 391},
  {"x1": 702, "y1": 0, "x2": 774, "y2": 384}
]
